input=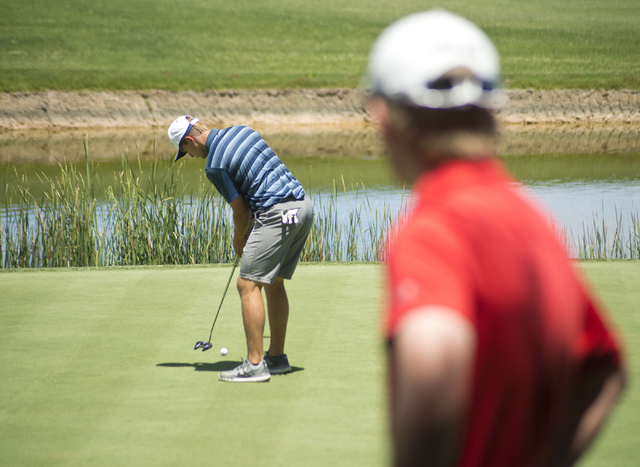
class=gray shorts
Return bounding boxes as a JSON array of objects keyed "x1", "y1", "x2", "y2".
[{"x1": 239, "y1": 196, "x2": 314, "y2": 284}]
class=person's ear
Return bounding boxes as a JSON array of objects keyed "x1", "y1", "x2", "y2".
[{"x1": 367, "y1": 96, "x2": 395, "y2": 142}]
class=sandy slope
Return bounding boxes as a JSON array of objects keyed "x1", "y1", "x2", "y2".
[{"x1": 1, "y1": 88, "x2": 639, "y2": 131}]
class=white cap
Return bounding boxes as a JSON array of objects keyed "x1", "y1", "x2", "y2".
[
  {"x1": 168, "y1": 116, "x2": 199, "y2": 161},
  {"x1": 367, "y1": 10, "x2": 507, "y2": 109}
]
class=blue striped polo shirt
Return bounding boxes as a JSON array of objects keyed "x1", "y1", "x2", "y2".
[{"x1": 205, "y1": 126, "x2": 305, "y2": 213}]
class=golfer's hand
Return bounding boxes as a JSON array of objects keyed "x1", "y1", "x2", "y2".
[
  {"x1": 233, "y1": 217, "x2": 255, "y2": 257},
  {"x1": 230, "y1": 198, "x2": 252, "y2": 259},
  {"x1": 233, "y1": 236, "x2": 245, "y2": 258}
]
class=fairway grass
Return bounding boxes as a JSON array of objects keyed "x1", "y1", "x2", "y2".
[
  {"x1": 1, "y1": 0, "x2": 638, "y2": 92},
  {"x1": 1, "y1": 262, "x2": 638, "y2": 466}
]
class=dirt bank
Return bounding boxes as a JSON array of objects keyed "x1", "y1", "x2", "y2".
[
  {"x1": 1, "y1": 89, "x2": 639, "y2": 163},
  {"x1": 1, "y1": 88, "x2": 639, "y2": 131}
]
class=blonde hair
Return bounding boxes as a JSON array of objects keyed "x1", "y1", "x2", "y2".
[
  {"x1": 185, "y1": 115, "x2": 209, "y2": 137},
  {"x1": 386, "y1": 100, "x2": 496, "y2": 163}
]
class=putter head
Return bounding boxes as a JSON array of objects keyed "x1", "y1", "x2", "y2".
[{"x1": 194, "y1": 341, "x2": 213, "y2": 352}]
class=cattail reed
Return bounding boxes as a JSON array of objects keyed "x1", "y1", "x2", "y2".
[
  {"x1": 2, "y1": 154, "x2": 639, "y2": 268},
  {"x1": 1, "y1": 155, "x2": 401, "y2": 268}
]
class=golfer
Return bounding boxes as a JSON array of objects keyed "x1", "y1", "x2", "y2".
[
  {"x1": 366, "y1": 10, "x2": 626, "y2": 467},
  {"x1": 168, "y1": 116, "x2": 313, "y2": 382}
]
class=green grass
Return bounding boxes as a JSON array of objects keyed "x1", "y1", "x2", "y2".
[
  {"x1": 0, "y1": 262, "x2": 638, "y2": 466},
  {"x1": 579, "y1": 262, "x2": 640, "y2": 467},
  {"x1": 0, "y1": 0, "x2": 638, "y2": 92},
  {"x1": 0, "y1": 263, "x2": 388, "y2": 467}
]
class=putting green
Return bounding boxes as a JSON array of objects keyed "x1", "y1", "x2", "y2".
[
  {"x1": 0, "y1": 262, "x2": 638, "y2": 466},
  {"x1": 578, "y1": 262, "x2": 640, "y2": 467},
  {"x1": 0, "y1": 263, "x2": 387, "y2": 466}
]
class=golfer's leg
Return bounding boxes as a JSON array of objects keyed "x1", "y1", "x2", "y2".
[
  {"x1": 264, "y1": 277, "x2": 289, "y2": 356},
  {"x1": 237, "y1": 276, "x2": 265, "y2": 364}
]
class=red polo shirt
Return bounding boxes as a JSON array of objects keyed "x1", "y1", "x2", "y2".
[{"x1": 385, "y1": 158, "x2": 621, "y2": 467}]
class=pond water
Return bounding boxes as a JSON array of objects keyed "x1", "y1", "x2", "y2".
[
  {"x1": 291, "y1": 154, "x2": 640, "y2": 247},
  {"x1": 1, "y1": 129, "x2": 639, "y2": 260}
]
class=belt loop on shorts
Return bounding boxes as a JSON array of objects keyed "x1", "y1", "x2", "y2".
[{"x1": 256, "y1": 196, "x2": 299, "y2": 218}]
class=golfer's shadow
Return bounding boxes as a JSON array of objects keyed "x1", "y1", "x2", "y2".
[{"x1": 157, "y1": 361, "x2": 305, "y2": 374}]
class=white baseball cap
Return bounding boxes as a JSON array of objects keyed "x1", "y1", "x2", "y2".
[
  {"x1": 367, "y1": 10, "x2": 506, "y2": 109},
  {"x1": 168, "y1": 115, "x2": 199, "y2": 161}
]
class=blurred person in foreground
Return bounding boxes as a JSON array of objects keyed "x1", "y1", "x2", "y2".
[{"x1": 366, "y1": 10, "x2": 626, "y2": 467}]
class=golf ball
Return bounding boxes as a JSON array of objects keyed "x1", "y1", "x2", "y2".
[{"x1": 220, "y1": 347, "x2": 228, "y2": 356}]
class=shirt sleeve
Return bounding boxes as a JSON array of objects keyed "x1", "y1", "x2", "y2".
[
  {"x1": 575, "y1": 292, "x2": 623, "y2": 371},
  {"x1": 206, "y1": 168, "x2": 240, "y2": 204},
  {"x1": 385, "y1": 213, "x2": 474, "y2": 341}
]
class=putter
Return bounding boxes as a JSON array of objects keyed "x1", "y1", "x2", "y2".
[{"x1": 194, "y1": 257, "x2": 239, "y2": 352}]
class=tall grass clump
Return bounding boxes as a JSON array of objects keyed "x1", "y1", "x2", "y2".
[
  {"x1": 1, "y1": 150, "x2": 405, "y2": 268},
  {"x1": 1, "y1": 141, "x2": 237, "y2": 268},
  {"x1": 102, "y1": 156, "x2": 235, "y2": 266},
  {"x1": 570, "y1": 205, "x2": 640, "y2": 260},
  {"x1": 300, "y1": 178, "x2": 408, "y2": 263},
  {"x1": 2, "y1": 139, "x2": 100, "y2": 267},
  {"x1": 6, "y1": 150, "x2": 637, "y2": 268}
]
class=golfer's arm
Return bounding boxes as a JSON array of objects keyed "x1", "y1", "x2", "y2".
[
  {"x1": 390, "y1": 307, "x2": 476, "y2": 467},
  {"x1": 546, "y1": 362, "x2": 626, "y2": 467},
  {"x1": 229, "y1": 196, "x2": 252, "y2": 254}
]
